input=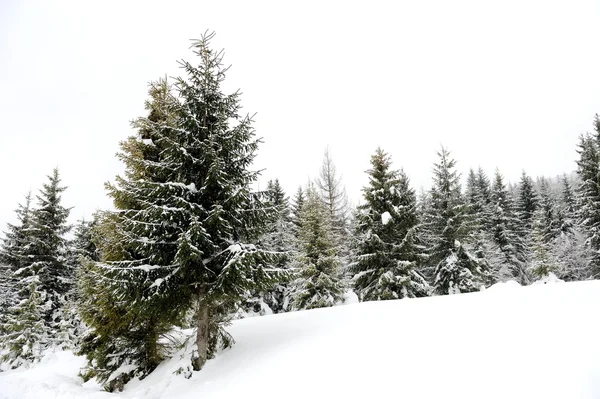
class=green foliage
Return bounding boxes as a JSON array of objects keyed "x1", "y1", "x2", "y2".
[
  {"x1": 0, "y1": 282, "x2": 47, "y2": 368},
  {"x1": 79, "y1": 32, "x2": 288, "y2": 386},
  {"x1": 292, "y1": 185, "x2": 345, "y2": 309},
  {"x1": 488, "y1": 170, "x2": 528, "y2": 283},
  {"x1": 424, "y1": 147, "x2": 488, "y2": 294},
  {"x1": 0, "y1": 170, "x2": 74, "y2": 368},
  {"x1": 350, "y1": 148, "x2": 430, "y2": 301},
  {"x1": 576, "y1": 115, "x2": 600, "y2": 277}
]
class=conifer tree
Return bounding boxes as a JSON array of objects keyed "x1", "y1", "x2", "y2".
[
  {"x1": 488, "y1": 170, "x2": 528, "y2": 283},
  {"x1": 465, "y1": 168, "x2": 481, "y2": 215},
  {"x1": 515, "y1": 171, "x2": 539, "y2": 231},
  {"x1": 79, "y1": 33, "x2": 286, "y2": 388},
  {"x1": 575, "y1": 115, "x2": 600, "y2": 277},
  {"x1": 0, "y1": 282, "x2": 47, "y2": 369},
  {"x1": 291, "y1": 185, "x2": 345, "y2": 309},
  {"x1": 70, "y1": 218, "x2": 99, "y2": 262},
  {"x1": 291, "y1": 186, "x2": 305, "y2": 236},
  {"x1": 28, "y1": 168, "x2": 72, "y2": 297},
  {"x1": 536, "y1": 178, "x2": 559, "y2": 244},
  {"x1": 0, "y1": 192, "x2": 34, "y2": 276},
  {"x1": 1, "y1": 170, "x2": 73, "y2": 366},
  {"x1": 550, "y1": 174, "x2": 588, "y2": 280},
  {"x1": 250, "y1": 179, "x2": 295, "y2": 314},
  {"x1": 476, "y1": 167, "x2": 492, "y2": 207},
  {"x1": 424, "y1": 147, "x2": 488, "y2": 295},
  {"x1": 349, "y1": 148, "x2": 429, "y2": 301},
  {"x1": 555, "y1": 175, "x2": 576, "y2": 236},
  {"x1": 529, "y1": 217, "x2": 557, "y2": 279},
  {"x1": 0, "y1": 192, "x2": 34, "y2": 336}
]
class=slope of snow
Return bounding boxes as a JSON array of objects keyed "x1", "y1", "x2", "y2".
[{"x1": 2, "y1": 280, "x2": 600, "y2": 399}]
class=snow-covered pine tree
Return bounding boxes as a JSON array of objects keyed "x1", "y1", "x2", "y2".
[
  {"x1": 0, "y1": 281, "x2": 47, "y2": 369},
  {"x1": 575, "y1": 115, "x2": 600, "y2": 277},
  {"x1": 349, "y1": 148, "x2": 429, "y2": 301},
  {"x1": 488, "y1": 170, "x2": 528, "y2": 283},
  {"x1": 70, "y1": 218, "x2": 99, "y2": 262},
  {"x1": 536, "y1": 178, "x2": 559, "y2": 244},
  {"x1": 464, "y1": 167, "x2": 495, "y2": 282},
  {"x1": 0, "y1": 192, "x2": 34, "y2": 336},
  {"x1": 248, "y1": 179, "x2": 295, "y2": 314},
  {"x1": 529, "y1": 215, "x2": 557, "y2": 279},
  {"x1": 0, "y1": 192, "x2": 34, "y2": 276},
  {"x1": 29, "y1": 169, "x2": 74, "y2": 352},
  {"x1": 80, "y1": 33, "x2": 286, "y2": 389},
  {"x1": 291, "y1": 186, "x2": 305, "y2": 237},
  {"x1": 1, "y1": 170, "x2": 73, "y2": 366},
  {"x1": 28, "y1": 168, "x2": 72, "y2": 299},
  {"x1": 465, "y1": 169, "x2": 481, "y2": 215},
  {"x1": 425, "y1": 147, "x2": 488, "y2": 295},
  {"x1": 515, "y1": 171, "x2": 539, "y2": 233},
  {"x1": 291, "y1": 184, "x2": 345, "y2": 309},
  {"x1": 555, "y1": 174, "x2": 576, "y2": 236},
  {"x1": 551, "y1": 174, "x2": 589, "y2": 281}
]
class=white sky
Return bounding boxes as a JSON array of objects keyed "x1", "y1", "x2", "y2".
[{"x1": 1, "y1": 0, "x2": 600, "y2": 230}]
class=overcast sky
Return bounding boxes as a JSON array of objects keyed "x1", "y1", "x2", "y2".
[{"x1": 1, "y1": 0, "x2": 600, "y2": 230}]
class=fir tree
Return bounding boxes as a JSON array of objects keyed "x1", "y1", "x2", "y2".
[
  {"x1": 0, "y1": 192, "x2": 34, "y2": 276},
  {"x1": 70, "y1": 218, "x2": 99, "y2": 262},
  {"x1": 555, "y1": 174, "x2": 576, "y2": 236},
  {"x1": 28, "y1": 168, "x2": 72, "y2": 297},
  {"x1": 0, "y1": 282, "x2": 47, "y2": 369},
  {"x1": 488, "y1": 170, "x2": 528, "y2": 283},
  {"x1": 291, "y1": 186, "x2": 305, "y2": 236},
  {"x1": 575, "y1": 115, "x2": 600, "y2": 277},
  {"x1": 291, "y1": 185, "x2": 345, "y2": 309},
  {"x1": 529, "y1": 218, "x2": 557, "y2": 279},
  {"x1": 425, "y1": 147, "x2": 487, "y2": 295},
  {"x1": 80, "y1": 33, "x2": 286, "y2": 388},
  {"x1": 250, "y1": 179, "x2": 295, "y2": 314},
  {"x1": 1, "y1": 170, "x2": 73, "y2": 366},
  {"x1": 349, "y1": 148, "x2": 429, "y2": 301},
  {"x1": 0, "y1": 192, "x2": 34, "y2": 336},
  {"x1": 536, "y1": 178, "x2": 559, "y2": 244},
  {"x1": 515, "y1": 171, "x2": 539, "y2": 231}
]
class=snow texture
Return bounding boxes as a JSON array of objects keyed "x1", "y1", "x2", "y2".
[
  {"x1": 2, "y1": 281, "x2": 600, "y2": 398},
  {"x1": 381, "y1": 211, "x2": 391, "y2": 225}
]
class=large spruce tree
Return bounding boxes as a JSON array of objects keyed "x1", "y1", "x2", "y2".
[
  {"x1": 79, "y1": 33, "x2": 285, "y2": 389},
  {"x1": 350, "y1": 148, "x2": 429, "y2": 301}
]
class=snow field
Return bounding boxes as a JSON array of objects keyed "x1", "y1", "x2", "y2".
[{"x1": 1, "y1": 280, "x2": 600, "y2": 399}]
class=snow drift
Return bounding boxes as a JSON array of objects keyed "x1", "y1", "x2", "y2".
[{"x1": 2, "y1": 280, "x2": 600, "y2": 399}]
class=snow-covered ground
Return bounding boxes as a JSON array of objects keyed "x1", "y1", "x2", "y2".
[{"x1": 2, "y1": 280, "x2": 600, "y2": 399}]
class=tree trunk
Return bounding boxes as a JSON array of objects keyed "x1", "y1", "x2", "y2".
[{"x1": 192, "y1": 291, "x2": 209, "y2": 371}]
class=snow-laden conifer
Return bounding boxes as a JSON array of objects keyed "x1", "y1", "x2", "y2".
[
  {"x1": 349, "y1": 148, "x2": 429, "y2": 301},
  {"x1": 291, "y1": 185, "x2": 345, "y2": 309}
]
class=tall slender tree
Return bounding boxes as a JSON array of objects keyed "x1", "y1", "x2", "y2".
[
  {"x1": 576, "y1": 115, "x2": 600, "y2": 277},
  {"x1": 291, "y1": 184, "x2": 345, "y2": 309},
  {"x1": 424, "y1": 147, "x2": 487, "y2": 295},
  {"x1": 488, "y1": 170, "x2": 528, "y2": 283}
]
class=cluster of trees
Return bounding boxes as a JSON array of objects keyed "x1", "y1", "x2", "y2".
[
  {"x1": 0, "y1": 169, "x2": 89, "y2": 368},
  {"x1": 1, "y1": 32, "x2": 599, "y2": 391}
]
